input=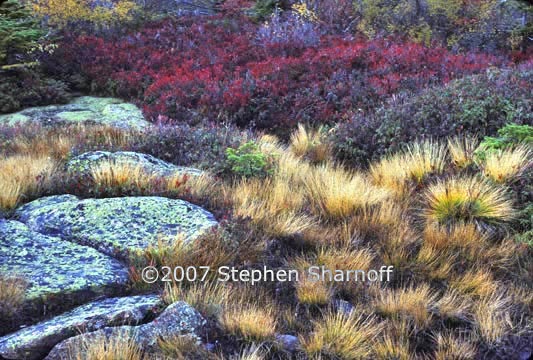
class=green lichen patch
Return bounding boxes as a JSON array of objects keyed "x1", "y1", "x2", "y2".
[
  {"x1": 66, "y1": 151, "x2": 203, "y2": 178},
  {"x1": 0, "y1": 295, "x2": 163, "y2": 360},
  {"x1": 14, "y1": 196, "x2": 218, "y2": 259},
  {"x1": 0, "y1": 96, "x2": 151, "y2": 130},
  {"x1": 0, "y1": 220, "x2": 129, "y2": 302}
]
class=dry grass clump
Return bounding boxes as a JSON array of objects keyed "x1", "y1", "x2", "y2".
[
  {"x1": 315, "y1": 246, "x2": 374, "y2": 273},
  {"x1": 421, "y1": 223, "x2": 487, "y2": 255},
  {"x1": 373, "y1": 334, "x2": 412, "y2": 360},
  {"x1": 473, "y1": 292, "x2": 512, "y2": 344},
  {"x1": 223, "y1": 344, "x2": 268, "y2": 360},
  {"x1": 163, "y1": 282, "x2": 233, "y2": 318},
  {"x1": 0, "y1": 155, "x2": 57, "y2": 211},
  {"x1": 301, "y1": 311, "x2": 382, "y2": 359},
  {"x1": 289, "y1": 124, "x2": 331, "y2": 163},
  {"x1": 5, "y1": 124, "x2": 133, "y2": 160},
  {"x1": 417, "y1": 223, "x2": 489, "y2": 279},
  {"x1": 433, "y1": 332, "x2": 477, "y2": 360},
  {"x1": 373, "y1": 319, "x2": 413, "y2": 360},
  {"x1": 404, "y1": 140, "x2": 448, "y2": 182},
  {"x1": 71, "y1": 332, "x2": 143, "y2": 360},
  {"x1": 450, "y1": 269, "x2": 498, "y2": 298},
  {"x1": 435, "y1": 290, "x2": 472, "y2": 322},
  {"x1": 295, "y1": 276, "x2": 332, "y2": 306},
  {"x1": 423, "y1": 176, "x2": 515, "y2": 225},
  {"x1": 90, "y1": 160, "x2": 215, "y2": 198},
  {"x1": 142, "y1": 231, "x2": 234, "y2": 273},
  {"x1": 416, "y1": 243, "x2": 457, "y2": 281},
  {"x1": 370, "y1": 140, "x2": 447, "y2": 197},
  {"x1": 480, "y1": 145, "x2": 531, "y2": 183},
  {"x1": 0, "y1": 275, "x2": 27, "y2": 318},
  {"x1": 232, "y1": 177, "x2": 314, "y2": 237},
  {"x1": 90, "y1": 160, "x2": 158, "y2": 193},
  {"x1": 447, "y1": 136, "x2": 479, "y2": 169},
  {"x1": 221, "y1": 304, "x2": 278, "y2": 342},
  {"x1": 374, "y1": 284, "x2": 438, "y2": 329},
  {"x1": 157, "y1": 335, "x2": 210, "y2": 360},
  {"x1": 305, "y1": 163, "x2": 390, "y2": 219}
]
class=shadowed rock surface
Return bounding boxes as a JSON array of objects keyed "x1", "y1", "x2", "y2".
[
  {"x1": 0, "y1": 295, "x2": 164, "y2": 360},
  {"x1": 14, "y1": 195, "x2": 218, "y2": 258},
  {"x1": 0, "y1": 219, "x2": 128, "y2": 302},
  {"x1": 44, "y1": 301, "x2": 206, "y2": 360},
  {"x1": 0, "y1": 97, "x2": 151, "y2": 130},
  {"x1": 66, "y1": 151, "x2": 203, "y2": 178}
]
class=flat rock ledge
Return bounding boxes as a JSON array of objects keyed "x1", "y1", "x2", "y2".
[
  {"x1": 14, "y1": 195, "x2": 218, "y2": 259},
  {"x1": 44, "y1": 301, "x2": 205, "y2": 360},
  {"x1": 0, "y1": 96, "x2": 151, "y2": 130},
  {"x1": 0, "y1": 295, "x2": 164, "y2": 360},
  {"x1": 0, "y1": 220, "x2": 128, "y2": 302},
  {"x1": 66, "y1": 151, "x2": 203, "y2": 178}
]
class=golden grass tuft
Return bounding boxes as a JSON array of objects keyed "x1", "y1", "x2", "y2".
[
  {"x1": 374, "y1": 284, "x2": 438, "y2": 329},
  {"x1": 436, "y1": 290, "x2": 472, "y2": 322},
  {"x1": 481, "y1": 145, "x2": 531, "y2": 183},
  {"x1": 473, "y1": 292, "x2": 512, "y2": 344},
  {"x1": 90, "y1": 160, "x2": 212, "y2": 197},
  {"x1": 315, "y1": 246, "x2": 374, "y2": 273},
  {"x1": 295, "y1": 276, "x2": 332, "y2": 306},
  {"x1": 0, "y1": 275, "x2": 27, "y2": 318},
  {"x1": 433, "y1": 332, "x2": 477, "y2": 360},
  {"x1": 447, "y1": 136, "x2": 479, "y2": 169},
  {"x1": 232, "y1": 177, "x2": 314, "y2": 237},
  {"x1": 71, "y1": 332, "x2": 143, "y2": 360},
  {"x1": 305, "y1": 163, "x2": 390, "y2": 219},
  {"x1": 163, "y1": 282, "x2": 233, "y2": 318},
  {"x1": 90, "y1": 160, "x2": 155, "y2": 192},
  {"x1": 301, "y1": 311, "x2": 382, "y2": 359},
  {"x1": 289, "y1": 124, "x2": 331, "y2": 163},
  {"x1": 157, "y1": 335, "x2": 210, "y2": 360},
  {"x1": 0, "y1": 155, "x2": 57, "y2": 211},
  {"x1": 422, "y1": 222, "x2": 487, "y2": 253},
  {"x1": 224, "y1": 344, "x2": 268, "y2": 360},
  {"x1": 450, "y1": 269, "x2": 498, "y2": 298},
  {"x1": 370, "y1": 140, "x2": 447, "y2": 197},
  {"x1": 374, "y1": 319, "x2": 413, "y2": 360},
  {"x1": 221, "y1": 304, "x2": 277, "y2": 342},
  {"x1": 373, "y1": 334, "x2": 412, "y2": 360},
  {"x1": 423, "y1": 176, "x2": 515, "y2": 225}
]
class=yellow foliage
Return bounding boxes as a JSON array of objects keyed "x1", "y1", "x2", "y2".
[{"x1": 32, "y1": 0, "x2": 138, "y2": 27}]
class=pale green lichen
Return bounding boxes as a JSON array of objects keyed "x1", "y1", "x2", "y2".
[
  {"x1": 15, "y1": 196, "x2": 218, "y2": 259},
  {"x1": 0, "y1": 220, "x2": 129, "y2": 301},
  {"x1": 0, "y1": 96, "x2": 150, "y2": 129},
  {"x1": 66, "y1": 151, "x2": 203, "y2": 178}
]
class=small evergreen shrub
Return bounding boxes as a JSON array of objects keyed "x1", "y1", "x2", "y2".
[{"x1": 225, "y1": 141, "x2": 274, "y2": 178}]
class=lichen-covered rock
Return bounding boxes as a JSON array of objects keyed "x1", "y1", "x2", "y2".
[
  {"x1": 0, "y1": 295, "x2": 163, "y2": 360},
  {"x1": 0, "y1": 220, "x2": 128, "y2": 302},
  {"x1": 45, "y1": 301, "x2": 206, "y2": 360},
  {"x1": 15, "y1": 195, "x2": 218, "y2": 258},
  {"x1": 66, "y1": 151, "x2": 203, "y2": 178},
  {"x1": 0, "y1": 96, "x2": 151, "y2": 130}
]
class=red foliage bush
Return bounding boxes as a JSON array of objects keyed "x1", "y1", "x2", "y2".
[{"x1": 53, "y1": 15, "x2": 506, "y2": 135}]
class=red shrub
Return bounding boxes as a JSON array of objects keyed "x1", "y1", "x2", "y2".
[{"x1": 53, "y1": 15, "x2": 506, "y2": 135}]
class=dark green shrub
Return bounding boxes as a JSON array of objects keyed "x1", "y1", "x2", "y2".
[
  {"x1": 0, "y1": 68, "x2": 70, "y2": 114},
  {"x1": 331, "y1": 68, "x2": 533, "y2": 167},
  {"x1": 130, "y1": 123, "x2": 250, "y2": 174},
  {"x1": 225, "y1": 141, "x2": 273, "y2": 178}
]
